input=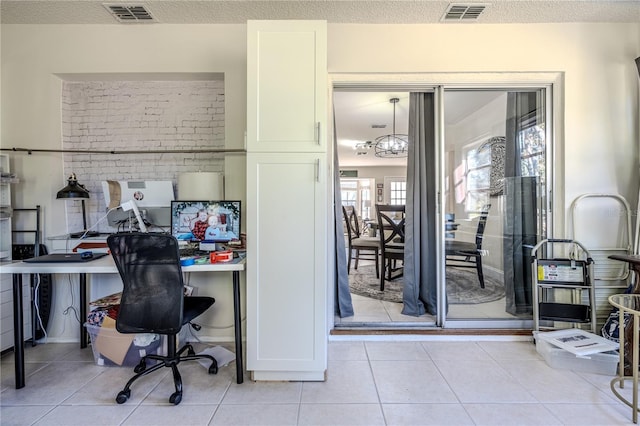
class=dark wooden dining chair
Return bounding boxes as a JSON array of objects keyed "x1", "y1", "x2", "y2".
[
  {"x1": 343, "y1": 205, "x2": 380, "y2": 278},
  {"x1": 375, "y1": 204, "x2": 405, "y2": 291},
  {"x1": 445, "y1": 204, "x2": 491, "y2": 288}
]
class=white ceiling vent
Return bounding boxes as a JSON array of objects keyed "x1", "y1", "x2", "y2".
[
  {"x1": 441, "y1": 3, "x2": 487, "y2": 21},
  {"x1": 103, "y1": 4, "x2": 155, "y2": 23}
]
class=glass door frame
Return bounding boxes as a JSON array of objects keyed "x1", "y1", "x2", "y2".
[
  {"x1": 436, "y1": 81, "x2": 559, "y2": 329},
  {"x1": 329, "y1": 72, "x2": 563, "y2": 331}
]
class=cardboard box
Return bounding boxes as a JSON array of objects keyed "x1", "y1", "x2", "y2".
[
  {"x1": 92, "y1": 317, "x2": 134, "y2": 365},
  {"x1": 85, "y1": 319, "x2": 163, "y2": 367}
]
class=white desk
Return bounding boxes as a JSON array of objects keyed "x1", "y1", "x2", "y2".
[{"x1": 0, "y1": 255, "x2": 246, "y2": 388}]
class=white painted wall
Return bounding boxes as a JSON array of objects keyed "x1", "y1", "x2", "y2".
[
  {"x1": 1, "y1": 22, "x2": 638, "y2": 341},
  {"x1": 328, "y1": 23, "x2": 639, "y2": 236},
  {"x1": 1, "y1": 24, "x2": 247, "y2": 342}
]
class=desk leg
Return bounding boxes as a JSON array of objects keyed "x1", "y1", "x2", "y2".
[
  {"x1": 13, "y1": 273, "x2": 25, "y2": 389},
  {"x1": 79, "y1": 273, "x2": 88, "y2": 349},
  {"x1": 233, "y1": 270, "x2": 243, "y2": 384},
  {"x1": 30, "y1": 275, "x2": 37, "y2": 347}
]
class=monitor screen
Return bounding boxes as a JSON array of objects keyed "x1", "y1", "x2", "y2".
[{"x1": 171, "y1": 200, "x2": 241, "y2": 243}]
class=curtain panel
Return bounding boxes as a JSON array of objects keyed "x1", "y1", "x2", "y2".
[
  {"x1": 333, "y1": 106, "x2": 354, "y2": 318},
  {"x1": 403, "y1": 92, "x2": 438, "y2": 316},
  {"x1": 503, "y1": 92, "x2": 540, "y2": 316}
]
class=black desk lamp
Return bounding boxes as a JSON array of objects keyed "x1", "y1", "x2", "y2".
[{"x1": 56, "y1": 173, "x2": 99, "y2": 238}]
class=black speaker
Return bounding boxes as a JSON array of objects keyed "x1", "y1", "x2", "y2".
[{"x1": 12, "y1": 244, "x2": 53, "y2": 341}]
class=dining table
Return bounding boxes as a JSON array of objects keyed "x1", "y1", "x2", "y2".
[{"x1": 365, "y1": 218, "x2": 458, "y2": 238}]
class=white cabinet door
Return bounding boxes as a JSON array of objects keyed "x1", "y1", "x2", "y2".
[
  {"x1": 0, "y1": 274, "x2": 32, "y2": 352},
  {"x1": 247, "y1": 20, "x2": 327, "y2": 153},
  {"x1": 246, "y1": 153, "x2": 327, "y2": 380}
]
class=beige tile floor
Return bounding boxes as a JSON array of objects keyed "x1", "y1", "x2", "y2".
[{"x1": 0, "y1": 338, "x2": 636, "y2": 425}]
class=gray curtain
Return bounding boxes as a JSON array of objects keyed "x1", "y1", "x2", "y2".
[
  {"x1": 503, "y1": 92, "x2": 539, "y2": 316},
  {"x1": 403, "y1": 92, "x2": 438, "y2": 316},
  {"x1": 333, "y1": 107, "x2": 354, "y2": 318}
]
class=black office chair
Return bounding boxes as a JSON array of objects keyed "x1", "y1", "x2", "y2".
[
  {"x1": 342, "y1": 205, "x2": 380, "y2": 278},
  {"x1": 445, "y1": 204, "x2": 491, "y2": 288},
  {"x1": 107, "y1": 232, "x2": 218, "y2": 406},
  {"x1": 375, "y1": 204, "x2": 405, "y2": 291}
]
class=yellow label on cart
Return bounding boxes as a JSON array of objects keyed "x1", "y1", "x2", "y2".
[{"x1": 538, "y1": 265, "x2": 545, "y2": 281}]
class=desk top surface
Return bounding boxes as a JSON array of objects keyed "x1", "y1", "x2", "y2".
[
  {"x1": 0, "y1": 254, "x2": 245, "y2": 274},
  {"x1": 609, "y1": 254, "x2": 640, "y2": 266}
]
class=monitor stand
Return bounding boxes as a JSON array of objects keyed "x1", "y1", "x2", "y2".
[{"x1": 199, "y1": 241, "x2": 220, "y2": 251}]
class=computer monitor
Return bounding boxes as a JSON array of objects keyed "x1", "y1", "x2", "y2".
[
  {"x1": 102, "y1": 180, "x2": 175, "y2": 227},
  {"x1": 171, "y1": 200, "x2": 241, "y2": 243}
]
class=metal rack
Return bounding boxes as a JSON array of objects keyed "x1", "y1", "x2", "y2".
[
  {"x1": 570, "y1": 194, "x2": 632, "y2": 284},
  {"x1": 532, "y1": 239, "x2": 596, "y2": 334},
  {"x1": 11, "y1": 206, "x2": 52, "y2": 344},
  {"x1": 570, "y1": 194, "x2": 633, "y2": 330}
]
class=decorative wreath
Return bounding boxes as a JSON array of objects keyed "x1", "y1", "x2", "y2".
[{"x1": 478, "y1": 136, "x2": 506, "y2": 196}]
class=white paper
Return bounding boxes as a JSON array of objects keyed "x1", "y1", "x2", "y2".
[
  {"x1": 196, "y1": 346, "x2": 236, "y2": 369},
  {"x1": 536, "y1": 329, "x2": 619, "y2": 356}
]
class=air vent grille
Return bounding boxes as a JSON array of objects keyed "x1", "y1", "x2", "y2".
[
  {"x1": 442, "y1": 4, "x2": 487, "y2": 21},
  {"x1": 104, "y1": 4, "x2": 155, "y2": 22}
]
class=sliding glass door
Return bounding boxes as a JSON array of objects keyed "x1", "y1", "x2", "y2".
[
  {"x1": 332, "y1": 81, "x2": 553, "y2": 329},
  {"x1": 442, "y1": 88, "x2": 549, "y2": 327}
]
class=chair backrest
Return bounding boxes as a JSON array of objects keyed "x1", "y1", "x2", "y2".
[
  {"x1": 343, "y1": 205, "x2": 362, "y2": 239},
  {"x1": 475, "y1": 204, "x2": 491, "y2": 249},
  {"x1": 107, "y1": 232, "x2": 184, "y2": 335},
  {"x1": 375, "y1": 204, "x2": 406, "y2": 248},
  {"x1": 341, "y1": 206, "x2": 352, "y2": 241}
]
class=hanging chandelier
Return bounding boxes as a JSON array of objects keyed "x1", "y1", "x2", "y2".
[{"x1": 374, "y1": 97, "x2": 408, "y2": 158}]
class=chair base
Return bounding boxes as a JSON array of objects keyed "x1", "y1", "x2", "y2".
[{"x1": 115, "y1": 338, "x2": 218, "y2": 406}]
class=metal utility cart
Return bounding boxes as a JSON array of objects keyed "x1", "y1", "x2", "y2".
[{"x1": 532, "y1": 239, "x2": 596, "y2": 334}]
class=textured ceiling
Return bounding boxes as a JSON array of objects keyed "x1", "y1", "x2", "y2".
[{"x1": 2, "y1": 0, "x2": 639, "y2": 25}]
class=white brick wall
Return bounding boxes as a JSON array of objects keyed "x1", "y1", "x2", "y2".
[{"x1": 61, "y1": 79, "x2": 225, "y2": 233}]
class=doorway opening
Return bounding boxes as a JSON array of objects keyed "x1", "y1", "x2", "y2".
[{"x1": 332, "y1": 80, "x2": 553, "y2": 331}]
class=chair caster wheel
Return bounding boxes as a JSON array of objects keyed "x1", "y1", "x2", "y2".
[
  {"x1": 169, "y1": 391, "x2": 182, "y2": 405},
  {"x1": 208, "y1": 362, "x2": 218, "y2": 375},
  {"x1": 134, "y1": 361, "x2": 146, "y2": 374},
  {"x1": 116, "y1": 390, "x2": 130, "y2": 404}
]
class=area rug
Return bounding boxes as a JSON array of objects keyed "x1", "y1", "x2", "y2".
[{"x1": 349, "y1": 265, "x2": 505, "y2": 304}]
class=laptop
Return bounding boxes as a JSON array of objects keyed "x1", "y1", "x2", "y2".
[{"x1": 23, "y1": 252, "x2": 109, "y2": 263}]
